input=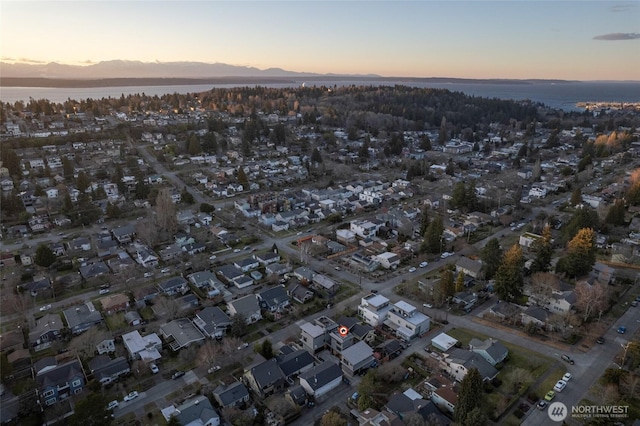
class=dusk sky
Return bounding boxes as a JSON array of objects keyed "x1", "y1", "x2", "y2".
[{"x1": 2, "y1": 1, "x2": 639, "y2": 81}]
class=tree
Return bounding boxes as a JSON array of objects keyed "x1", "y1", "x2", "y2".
[
  {"x1": 237, "y1": 167, "x2": 248, "y2": 187},
  {"x1": 562, "y1": 206, "x2": 599, "y2": 242},
  {"x1": 181, "y1": 187, "x2": 194, "y2": 204},
  {"x1": 311, "y1": 147, "x2": 323, "y2": 163},
  {"x1": 68, "y1": 327, "x2": 110, "y2": 360},
  {"x1": 34, "y1": 244, "x2": 56, "y2": 267},
  {"x1": 529, "y1": 272, "x2": 558, "y2": 306},
  {"x1": 418, "y1": 207, "x2": 430, "y2": 236},
  {"x1": 155, "y1": 296, "x2": 182, "y2": 320},
  {"x1": 556, "y1": 228, "x2": 596, "y2": 278},
  {"x1": 480, "y1": 238, "x2": 502, "y2": 280},
  {"x1": 455, "y1": 271, "x2": 465, "y2": 293},
  {"x1": 604, "y1": 199, "x2": 626, "y2": 226},
  {"x1": 530, "y1": 224, "x2": 553, "y2": 273},
  {"x1": 451, "y1": 182, "x2": 467, "y2": 210},
  {"x1": 570, "y1": 187, "x2": 582, "y2": 206},
  {"x1": 155, "y1": 189, "x2": 178, "y2": 237},
  {"x1": 494, "y1": 244, "x2": 524, "y2": 302},
  {"x1": 187, "y1": 134, "x2": 201, "y2": 155},
  {"x1": 222, "y1": 407, "x2": 253, "y2": 426},
  {"x1": 574, "y1": 279, "x2": 609, "y2": 322},
  {"x1": 106, "y1": 202, "x2": 120, "y2": 219},
  {"x1": 422, "y1": 216, "x2": 444, "y2": 254},
  {"x1": 434, "y1": 268, "x2": 455, "y2": 305},
  {"x1": 230, "y1": 314, "x2": 247, "y2": 337},
  {"x1": 255, "y1": 339, "x2": 274, "y2": 359},
  {"x1": 197, "y1": 341, "x2": 223, "y2": 371},
  {"x1": 200, "y1": 202, "x2": 215, "y2": 213},
  {"x1": 68, "y1": 393, "x2": 110, "y2": 426},
  {"x1": 320, "y1": 411, "x2": 347, "y2": 426},
  {"x1": 464, "y1": 407, "x2": 488, "y2": 426},
  {"x1": 357, "y1": 369, "x2": 378, "y2": 411},
  {"x1": 455, "y1": 368, "x2": 483, "y2": 424},
  {"x1": 76, "y1": 171, "x2": 91, "y2": 193}
]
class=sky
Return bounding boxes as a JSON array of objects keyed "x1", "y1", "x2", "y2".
[{"x1": 1, "y1": 1, "x2": 639, "y2": 81}]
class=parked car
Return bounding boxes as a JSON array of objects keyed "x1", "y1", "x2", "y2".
[
  {"x1": 160, "y1": 268, "x2": 171, "y2": 274},
  {"x1": 237, "y1": 342, "x2": 249, "y2": 350},
  {"x1": 618, "y1": 326, "x2": 627, "y2": 334},
  {"x1": 124, "y1": 391, "x2": 139, "y2": 402},
  {"x1": 408, "y1": 267, "x2": 417, "y2": 273},
  {"x1": 207, "y1": 365, "x2": 221, "y2": 373},
  {"x1": 39, "y1": 304, "x2": 52, "y2": 312},
  {"x1": 99, "y1": 288, "x2": 110, "y2": 295},
  {"x1": 106, "y1": 400, "x2": 119, "y2": 411},
  {"x1": 544, "y1": 390, "x2": 556, "y2": 401},
  {"x1": 233, "y1": 249, "x2": 241, "y2": 253},
  {"x1": 143, "y1": 272, "x2": 153, "y2": 278},
  {"x1": 150, "y1": 363, "x2": 159, "y2": 374},
  {"x1": 423, "y1": 303, "x2": 433, "y2": 308},
  {"x1": 561, "y1": 354, "x2": 575, "y2": 365},
  {"x1": 537, "y1": 400, "x2": 548, "y2": 410},
  {"x1": 562, "y1": 372, "x2": 572, "y2": 382},
  {"x1": 172, "y1": 371, "x2": 186, "y2": 380},
  {"x1": 631, "y1": 300, "x2": 638, "y2": 307},
  {"x1": 596, "y1": 336, "x2": 606, "y2": 344},
  {"x1": 553, "y1": 380, "x2": 567, "y2": 392},
  {"x1": 419, "y1": 261, "x2": 429, "y2": 268}
]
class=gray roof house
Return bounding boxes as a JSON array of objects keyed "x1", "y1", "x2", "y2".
[
  {"x1": 244, "y1": 358, "x2": 286, "y2": 398},
  {"x1": 299, "y1": 361, "x2": 343, "y2": 399},
  {"x1": 275, "y1": 348, "x2": 315, "y2": 379},
  {"x1": 157, "y1": 276, "x2": 188, "y2": 296},
  {"x1": 88, "y1": 356, "x2": 130, "y2": 386},
  {"x1": 36, "y1": 359, "x2": 85, "y2": 406},
  {"x1": 227, "y1": 295, "x2": 262, "y2": 324},
  {"x1": 79, "y1": 261, "x2": 110, "y2": 280},
  {"x1": 160, "y1": 318, "x2": 205, "y2": 351},
  {"x1": 29, "y1": 313, "x2": 63, "y2": 347},
  {"x1": 340, "y1": 341, "x2": 375, "y2": 377},
  {"x1": 455, "y1": 257, "x2": 483, "y2": 279},
  {"x1": 444, "y1": 348, "x2": 498, "y2": 382},
  {"x1": 63, "y1": 302, "x2": 103, "y2": 335},
  {"x1": 193, "y1": 307, "x2": 231, "y2": 339},
  {"x1": 468, "y1": 338, "x2": 509, "y2": 366},
  {"x1": 213, "y1": 381, "x2": 251, "y2": 409},
  {"x1": 257, "y1": 285, "x2": 291, "y2": 313},
  {"x1": 173, "y1": 395, "x2": 220, "y2": 426},
  {"x1": 187, "y1": 271, "x2": 220, "y2": 289},
  {"x1": 112, "y1": 224, "x2": 135, "y2": 244}
]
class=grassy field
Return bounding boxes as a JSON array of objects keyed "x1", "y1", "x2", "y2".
[{"x1": 105, "y1": 312, "x2": 127, "y2": 331}]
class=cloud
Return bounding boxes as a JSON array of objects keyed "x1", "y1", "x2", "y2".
[
  {"x1": 609, "y1": 3, "x2": 637, "y2": 12},
  {"x1": 593, "y1": 33, "x2": 640, "y2": 41}
]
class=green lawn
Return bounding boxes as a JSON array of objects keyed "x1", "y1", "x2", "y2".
[
  {"x1": 532, "y1": 365, "x2": 564, "y2": 397},
  {"x1": 104, "y1": 312, "x2": 127, "y2": 331}
]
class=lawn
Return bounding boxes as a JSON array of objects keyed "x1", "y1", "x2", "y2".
[{"x1": 104, "y1": 312, "x2": 127, "y2": 331}]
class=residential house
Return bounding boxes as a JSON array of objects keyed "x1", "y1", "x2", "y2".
[
  {"x1": 122, "y1": 330, "x2": 162, "y2": 361},
  {"x1": 288, "y1": 283, "x2": 314, "y2": 304},
  {"x1": 173, "y1": 395, "x2": 220, "y2": 426},
  {"x1": 160, "y1": 318, "x2": 205, "y2": 351},
  {"x1": 36, "y1": 359, "x2": 85, "y2": 406},
  {"x1": 452, "y1": 291, "x2": 478, "y2": 311},
  {"x1": 28, "y1": 313, "x2": 63, "y2": 348},
  {"x1": 358, "y1": 294, "x2": 393, "y2": 327},
  {"x1": 276, "y1": 347, "x2": 315, "y2": 381},
  {"x1": 79, "y1": 261, "x2": 110, "y2": 280},
  {"x1": 257, "y1": 285, "x2": 290, "y2": 313},
  {"x1": 443, "y1": 348, "x2": 498, "y2": 382},
  {"x1": 136, "y1": 247, "x2": 159, "y2": 268},
  {"x1": 96, "y1": 339, "x2": 116, "y2": 355},
  {"x1": 20, "y1": 277, "x2": 51, "y2": 297},
  {"x1": 312, "y1": 274, "x2": 339, "y2": 295},
  {"x1": 486, "y1": 301, "x2": 522, "y2": 321},
  {"x1": 124, "y1": 311, "x2": 142, "y2": 326},
  {"x1": 98, "y1": 293, "x2": 129, "y2": 315},
  {"x1": 592, "y1": 262, "x2": 615, "y2": 285},
  {"x1": 547, "y1": 291, "x2": 577, "y2": 314},
  {"x1": 299, "y1": 321, "x2": 329, "y2": 354},
  {"x1": 70, "y1": 237, "x2": 91, "y2": 252},
  {"x1": 183, "y1": 242, "x2": 206, "y2": 256},
  {"x1": 212, "y1": 381, "x2": 251, "y2": 409},
  {"x1": 216, "y1": 265, "x2": 245, "y2": 284},
  {"x1": 244, "y1": 358, "x2": 286, "y2": 398},
  {"x1": 157, "y1": 276, "x2": 188, "y2": 296},
  {"x1": 351, "y1": 409, "x2": 400, "y2": 426},
  {"x1": 383, "y1": 301, "x2": 430, "y2": 342},
  {"x1": 193, "y1": 307, "x2": 231, "y2": 339},
  {"x1": 188, "y1": 271, "x2": 221, "y2": 290},
  {"x1": 112, "y1": 225, "x2": 135, "y2": 244},
  {"x1": 340, "y1": 341, "x2": 375, "y2": 377},
  {"x1": 254, "y1": 251, "x2": 281, "y2": 265},
  {"x1": 455, "y1": 257, "x2": 483, "y2": 279},
  {"x1": 0, "y1": 329, "x2": 24, "y2": 354},
  {"x1": 299, "y1": 361, "x2": 343, "y2": 399},
  {"x1": 468, "y1": 338, "x2": 509, "y2": 366},
  {"x1": 521, "y1": 306, "x2": 552, "y2": 329},
  {"x1": 373, "y1": 252, "x2": 401, "y2": 270},
  {"x1": 88, "y1": 356, "x2": 130, "y2": 386},
  {"x1": 384, "y1": 390, "x2": 431, "y2": 421},
  {"x1": 431, "y1": 333, "x2": 459, "y2": 352},
  {"x1": 159, "y1": 244, "x2": 182, "y2": 262},
  {"x1": 227, "y1": 294, "x2": 262, "y2": 324},
  {"x1": 234, "y1": 257, "x2": 260, "y2": 273},
  {"x1": 63, "y1": 302, "x2": 103, "y2": 335}
]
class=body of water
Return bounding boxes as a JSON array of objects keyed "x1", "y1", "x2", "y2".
[{"x1": 1, "y1": 80, "x2": 639, "y2": 112}]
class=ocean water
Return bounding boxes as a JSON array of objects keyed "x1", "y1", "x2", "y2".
[{"x1": 1, "y1": 80, "x2": 638, "y2": 112}]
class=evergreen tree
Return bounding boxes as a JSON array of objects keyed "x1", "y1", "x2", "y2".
[
  {"x1": 422, "y1": 216, "x2": 444, "y2": 254},
  {"x1": 187, "y1": 134, "x2": 202, "y2": 155},
  {"x1": 451, "y1": 182, "x2": 467, "y2": 210},
  {"x1": 311, "y1": 147, "x2": 323, "y2": 163},
  {"x1": 237, "y1": 167, "x2": 249, "y2": 187},
  {"x1": 34, "y1": 244, "x2": 56, "y2": 267},
  {"x1": 439, "y1": 268, "x2": 455, "y2": 300},
  {"x1": 531, "y1": 224, "x2": 553, "y2": 273},
  {"x1": 604, "y1": 199, "x2": 626, "y2": 226},
  {"x1": 181, "y1": 187, "x2": 195, "y2": 204},
  {"x1": 480, "y1": 238, "x2": 502, "y2": 280},
  {"x1": 454, "y1": 368, "x2": 484, "y2": 424},
  {"x1": 76, "y1": 171, "x2": 90, "y2": 193},
  {"x1": 563, "y1": 206, "x2": 599, "y2": 242},
  {"x1": 556, "y1": 228, "x2": 596, "y2": 278},
  {"x1": 455, "y1": 271, "x2": 465, "y2": 293},
  {"x1": 494, "y1": 244, "x2": 524, "y2": 302},
  {"x1": 418, "y1": 207, "x2": 430, "y2": 236},
  {"x1": 570, "y1": 187, "x2": 582, "y2": 206}
]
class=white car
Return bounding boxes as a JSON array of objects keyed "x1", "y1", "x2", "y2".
[
  {"x1": 143, "y1": 272, "x2": 153, "y2": 278},
  {"x1": 423, "y1": 303, "x2": 433, "y2": 308},
  {"x1": 124, "y1": 391, "x2": 139, "y2": 402},
  {"x1": 441, "y1": 252, "x2": 453, "y2": 259},
  {"x1": 39, "y1": 304, "x2": 52, "y2": 312},
  {"x1": 408, "y1": 267, "x2": 417, "y2": 273},
  {"x1": 106, "y1": 400, "x2": 119, "y2": 410},
  {"x1": 160, "y1": 268, "x2": 171, "y2": 274},
  {"x1": 209, "y1": 255, "x2": 217, "y2": 260},
  {"x1": 419, "y1": 261, "x2": 429, "y2": 268},
  {"x1": 562, "y1": 372, "x2": 572, "y2": 382},
  {"x1": 207, "y1": 365, "x2": 221, "y2": 373},
  {"x1": 99, "y1": 288, "x2": 110, "y2": 295},
  {"x1": 237, "y1": 342, "x2": 249, "y2": 350},
  {"x1": 553, "y1": 380, "x2": 567, "y2": 392},
  {"x1": 233, "y1": 249, "x2": 241, "y2": 253},
  {"x1": 150, "y1": 363, "x2": 159, "y2": 374}
]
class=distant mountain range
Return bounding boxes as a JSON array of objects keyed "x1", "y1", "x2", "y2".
[
  {"x1": 0, "y1": 60, "x2": 579, "y2": 88},
  {"x1": 0, "y1": 60, "x2": 378, "y2": 79}
]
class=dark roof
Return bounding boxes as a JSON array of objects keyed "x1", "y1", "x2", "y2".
[
  {"x1": 213, "y1": 381, "x2": 250, "y2": 407},
  {"x1": 249, "y1": 358, "x2": 285, "y2": 388},
  {"x1": 258, "y1": 285, "x2": 290, "y2": 309},
  {"x1": 335, "y1": 316, "x2": 359, "y2": 330},
  {"x1": 36, "y1": 360, "x2": 84, "y2": 390},
  {"x1": 276, "y1": 349, "x2": 315, "y2": 377},
  {"x1": 448, "y1": 349, "x2": 498, "y2": 380},
  {"x1": 157, "y1": 276, "x2": 187, "y2": 291},
  {"x1": 416, "y1": 401, "x2": 451, "y2": 425},
  {"x1": 299, "y1": 361, "x2": 342, "y2": 390},
  {"x1": 88, "y1": 356, "x2": 130, "y2": 380},
  {"x1": 33, "y1": 356, "x2": 57, "y2": 374},
  {"x1": 175, "y1": 396, "x2": 218, "y2": 426},
  {"x1": 350, "y1": 323, "x2": 374, "y2": 340}
]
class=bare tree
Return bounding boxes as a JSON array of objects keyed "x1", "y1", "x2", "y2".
[
  {"x1": 403, "y1": 413, "x2": 428, "y2": 426},
  {"x1": 197, "y1": 341, "x2": 223, "y2": 370},
  {"x1": 156, "y1": 189, "x2": 178, "y2": 238},
  {"x1": 221, "y1": 407, "x2": 253, "y2": 426},
  {"x1": 269, "y1": 395, "x2": 299, "y2": 419},
  {"x1": 68, "y1": 327, "x2": 110, "y2": 360},
  {"x1": 619, "y1": 373, "x2": 640, "y2": 399},
  {"x1": 574, "y1": 280, "x2": 609, "y2": 322},
  {"x1": 377, "y1": 364, "x2": 406, "y2": 383},
  {"x1": 154, "y1": 295, "x2": 182, "y2": 320},
  {"x1": 504, "y1": 368, "x2": 533, "y2": 393},
  {"x1": 136, "y1": 212, "x2": 160, "y2": 247},
  {"x1": 528, "y1": 272, "x2": 558, "y2": 306}
]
